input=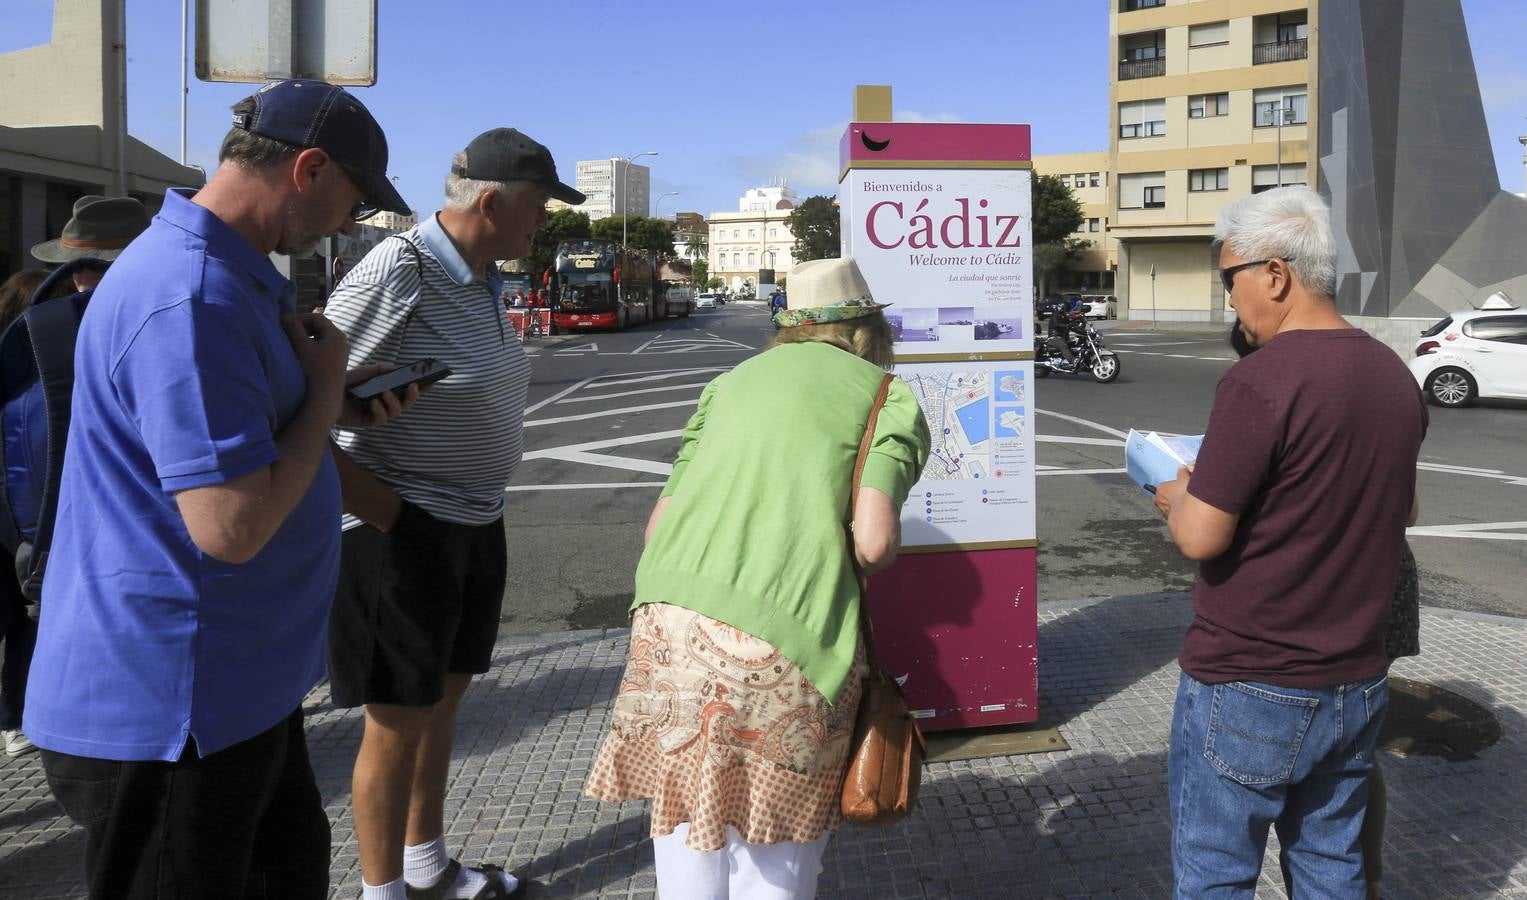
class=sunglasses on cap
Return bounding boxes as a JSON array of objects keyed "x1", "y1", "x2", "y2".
[{"x1": 1219, "y1": 257, "x2": 1294, "y2": 294}]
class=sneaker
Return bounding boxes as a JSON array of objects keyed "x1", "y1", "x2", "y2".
[{"x1": 3, "y1": 730, "x2": 37, "y2": 756}]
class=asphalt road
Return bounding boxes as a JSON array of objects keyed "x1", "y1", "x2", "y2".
[{"x1": 499, "y1": 305, "x2": 1527, "y2": 634}]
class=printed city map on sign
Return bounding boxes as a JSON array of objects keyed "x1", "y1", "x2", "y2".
[{"x1": 898, "y1": 360, "x2": 1035, "y2": 549}]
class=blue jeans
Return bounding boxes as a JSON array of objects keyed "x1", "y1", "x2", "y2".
[{"x1": 1169, "y1": 669, "x2": 1388, "y2": 899}]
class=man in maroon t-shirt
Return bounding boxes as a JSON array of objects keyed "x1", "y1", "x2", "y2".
[{"x1": 1153, "y1": 187, "x2": 1425, "y2": 898}]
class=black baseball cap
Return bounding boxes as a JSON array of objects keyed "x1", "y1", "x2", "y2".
[
  {"x1": 232, "y1": 79, "x2": 411, "y2": 216},
  {"x1": 452, "y1": 128, "x2": 585, "y2": 205}
]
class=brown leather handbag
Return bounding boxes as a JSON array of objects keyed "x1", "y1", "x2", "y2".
[{"x1": 840, "y1": 373, "x2": 926, "y2": 826}]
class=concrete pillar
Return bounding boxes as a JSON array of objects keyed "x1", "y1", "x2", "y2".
[
  {"x1": 17, "y1": 177, "x2": 48, "y2": 270},
  {"x1": 1115, "y1": 240, "x2": 1132, "y2": 319}
]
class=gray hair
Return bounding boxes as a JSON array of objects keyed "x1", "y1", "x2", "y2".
[
  {"x1": 443, "y1": 152, "x2": 533, "y2": 211},
  {"x1": 1213, "y1": 187, "x2": 1336, "y2": 299}
]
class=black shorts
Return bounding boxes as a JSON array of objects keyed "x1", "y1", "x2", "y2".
[{"x1": 327, "y1": 501, "x2": 507, "y2": 708}]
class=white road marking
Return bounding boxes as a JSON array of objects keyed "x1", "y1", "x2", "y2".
[
  {"x1": 1407, "y1": 521, "x2": 1527, "y2": 541},
  {"x1": 1417, "y1": 462, "x2": 1527, "y2": 486},
  {"x1": 555, "y1": 342, "x2": 599, "y2": 354},
  {"x1": 557, "y1": 380, "x2": 712, "y2": 404},
  {"x1": 591, "y1": 367, "x2": 728, "y2": 387},
  {"x1": 521, "y1": 430, "x2": 684, "y2": 458},
  {"x1": 524, "y1": 376, "x2": 597, "y2": 415},
  {"x1": 533, "y1": 450, "x2": 674, "y2": 476},
  {"x1": 1109, "y1": 340, "x2": 1216, "y2": 348},
  {"x1": 524, "y1": 399, "x2": 698, "y2": 427},
  {"x1": 1037, "y1": 467, "x2": 1128, "y2": 477},
  {"x1": 1038, "y1": 435, "x2": 1125, "y2": 447},
  {"x1": 1035, "y1": 409, "x2": 1129, "y2": 439},
  {"x1": 507, "y1": 481, "x2": 664, "y2": 492}
]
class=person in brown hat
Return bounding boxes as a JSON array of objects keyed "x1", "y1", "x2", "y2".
[{"x1": 31, "y1": 195, "x2": 151, "y2": 292}]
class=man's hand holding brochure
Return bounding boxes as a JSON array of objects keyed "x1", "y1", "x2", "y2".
[{"x1": 1125, "y1": 430, "x2": 1204, "y2": 495}]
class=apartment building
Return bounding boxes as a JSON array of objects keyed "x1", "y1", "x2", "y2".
[
  {"x1": 1110, "y1": 0, "x2": 1317, "y2": 321},
  {"x1": 573, "y1": 158, "x2": 651, "y2": 222},
  {"x1": 1032, "y1": 151, "x2": 1117, "y2": 294}
]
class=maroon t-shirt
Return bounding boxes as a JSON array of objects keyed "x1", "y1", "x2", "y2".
[{"x1": 1181, "y1": 329, "x2": 1428, "y2": 687}]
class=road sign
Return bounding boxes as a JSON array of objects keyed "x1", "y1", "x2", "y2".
[{"x1": 196, "y1": 0, "x2": 377, "y2": 85}]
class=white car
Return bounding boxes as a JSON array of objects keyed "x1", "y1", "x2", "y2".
[
  {"x1": 1410, "y1": 301, "x2": 1527, "y2": 407},
  {"x1": 1081, "y1": 294, "x2": 1116, "y2": 320},
  {"x1": 694, "y1": 293, "x2": 718, "y2": 309}
]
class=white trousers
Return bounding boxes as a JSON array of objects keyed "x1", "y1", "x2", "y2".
[{"x1": 652, "y1": 823, "x2": 831, "y2": 900}]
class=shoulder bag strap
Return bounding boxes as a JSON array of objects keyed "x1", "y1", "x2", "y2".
[{"x1": 851, "y1": 372, "x2": 897, "y2": 669}]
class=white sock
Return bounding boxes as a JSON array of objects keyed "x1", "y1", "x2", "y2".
[
  {"x1": 404, "y1": 835, "x2": 450, "y2": 888},
  {"x1": 361, "y1": 875, "x2": 408, "y2": 900},
  {"x1": 404, "y1": 835, "x2": 519, "y2": 898}
]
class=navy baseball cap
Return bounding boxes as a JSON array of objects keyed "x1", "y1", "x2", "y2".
[
  {"x1": 452, "y1": 128, "x2": 585, "y2": 204},
  {"x1": 232, "y1": 79, "x2": 411, "y2": 216}
]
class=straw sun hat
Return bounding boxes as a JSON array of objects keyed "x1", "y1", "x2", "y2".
[{"x1": 771, "y1": 257, "x2": 889, "y2": 328}]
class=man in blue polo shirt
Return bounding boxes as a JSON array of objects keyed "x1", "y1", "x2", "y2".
[{"x1": 23, "y1": 80, "x2": 414, "y2": 899}]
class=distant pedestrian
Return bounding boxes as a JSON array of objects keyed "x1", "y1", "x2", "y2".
[
  {"x1": 0, "y1": 269, "x2": 45, "y2": 332},
  {"x1": 585, "y1": 257, "x2": 931, "y2": 899},
  {"x1": 324, "y1": 126, "x2": 584, "y2": 900},
  {"x1": 1154, "y1": 187, "x2": 1426, "y2": 897},
  {"x1": 23, "y1": 79, "x2": 413, "y2": 899}
]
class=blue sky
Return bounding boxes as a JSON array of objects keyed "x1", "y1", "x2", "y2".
[{"x1": 6, "y1": 0, "x2": 1527, "y2": 219}]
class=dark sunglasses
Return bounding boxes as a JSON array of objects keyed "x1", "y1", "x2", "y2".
[
  {"x1": 1219, "y1": 257, "x2": 1293, "y2": 294},
  {"x1": 333, "y1": 159, "x2": 379, "y2": 222}
]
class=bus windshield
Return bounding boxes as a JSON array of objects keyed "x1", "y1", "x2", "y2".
[{"x1": 559, "y1": 272, "x2": 614, "y2": 310}]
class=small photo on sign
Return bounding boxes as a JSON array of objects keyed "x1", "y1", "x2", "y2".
[
  {"x1": 994, "y1": 405, "x2": 1026, "y2": 439},
  {"x1": 938, "y1": 307, "x2": 975, "y2": 325},
  {"x1": 898, "y1": 308, "x2": 938, "y2": 343}
]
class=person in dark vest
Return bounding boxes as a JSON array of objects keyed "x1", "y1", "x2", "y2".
[{"x1": 0, "y1": 197, "x2": 150, "y2": 758}]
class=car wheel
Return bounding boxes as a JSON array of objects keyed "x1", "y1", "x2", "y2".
[{"x1": 1426, "y1": 368, "x2": 1475, "y2": 408}]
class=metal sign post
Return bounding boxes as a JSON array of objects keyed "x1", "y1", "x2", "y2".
[
  {"x1": 1149, "y1": 262, "x2": 1158, "y2": 329},
  {"x1": 196, "y1": 0, "x2": 378, "y2": 85}
]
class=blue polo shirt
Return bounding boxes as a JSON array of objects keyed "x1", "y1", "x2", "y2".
[{"x1": 23, "y1": 189, "x2": 342, "y2": 762}]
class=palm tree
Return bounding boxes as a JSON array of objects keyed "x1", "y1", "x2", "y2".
[{"x1": 684, "y1": 231, "x2": 708, "y2": 266}]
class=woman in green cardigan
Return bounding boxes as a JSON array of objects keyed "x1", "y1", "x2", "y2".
[{"x1": 585, "y1": 257, "x2": 931, "y2": 899}]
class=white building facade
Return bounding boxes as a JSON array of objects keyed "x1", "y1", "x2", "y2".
[
  {"x1": 574, "y1": 158, "x2": 651, "y2": 222},
  {"x1": 709, "y1": 181, "x2": 800, "y2": 292}
]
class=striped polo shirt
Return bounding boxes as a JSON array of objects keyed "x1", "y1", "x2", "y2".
[{"x1": 326, "y1": 213, "x2": 531, "y2": 528}]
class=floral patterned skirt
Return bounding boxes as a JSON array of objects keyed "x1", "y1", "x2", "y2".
[{"x1": 584, "y1": 602, "x2": 866, "y2": 851}]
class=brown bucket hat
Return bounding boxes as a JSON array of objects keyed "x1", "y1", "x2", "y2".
[{"x1": 31, "y1": 195, "x2": 151, "y2": 264}]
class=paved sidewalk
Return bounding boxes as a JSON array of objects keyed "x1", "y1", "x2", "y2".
[{"x1": 2, "y1": 593, "x2": 1524, "y2": 898}]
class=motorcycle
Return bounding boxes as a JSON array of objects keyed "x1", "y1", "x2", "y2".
[{"x1": 1034, "y1": 312, "x2": 1121, "y2": 383}]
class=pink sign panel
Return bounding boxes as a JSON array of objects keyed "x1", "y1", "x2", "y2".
[
  {"x1": 864, "y1": 548, "x2": 1038, "y2": 730},
  {"x1": 839, "y1": 122, "x2": 1032, "y2": 171}
]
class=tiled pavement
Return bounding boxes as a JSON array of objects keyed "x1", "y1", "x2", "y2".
[{"x1": 2, "y1": 593, "x2": 1524, "y2": 898}]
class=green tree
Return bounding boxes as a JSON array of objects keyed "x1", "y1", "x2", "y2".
[
  {"x1": 528, "y1": 208, "x2": 591, "y2": 279},
  {"x1": 785, "y1": 196, "x2": 840, "y2": 262},
  {"x1": 706, "y1": 276, "x2": 723, "y2": 290},
  {"x1": 590, "y1": 215, "x2": 676, "y2": 256},
  {"x1": 691, "y1": 258, "x2": 709, "y2": 287},
  {"x1": 1031, "y1": 174, "x2": 1085, "y2": 245},
  {"x1": 1030, "y1": 174, "x2": 1088, "y2": 297}
]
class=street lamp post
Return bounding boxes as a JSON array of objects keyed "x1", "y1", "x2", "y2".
[
  {"x1": 655, "y1": 191, "x2": 679, "y2": 219},
  {"x1": 619, "y1": 151, "x2": 659, "y2": 250}
]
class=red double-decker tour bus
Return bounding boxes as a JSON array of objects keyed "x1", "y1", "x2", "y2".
[{"x1": 549, "y1": 239, "x2": 662, "y2": 331}]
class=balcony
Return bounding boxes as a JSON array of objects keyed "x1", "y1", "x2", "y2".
[
  {"x1": 1254, "y1": 38, "x2": 1308, "y2": 65},
  {"x1": 1119, "y1": 57, "x2": 1166, "y2": 80},
  {"x1": 1119, "y1": 0, "x2": 1164, "y2": 10}
]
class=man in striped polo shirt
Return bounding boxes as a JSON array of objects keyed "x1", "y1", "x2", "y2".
[{"x1": 324, "y1": 128, "x2": 585, "y2": 900}]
